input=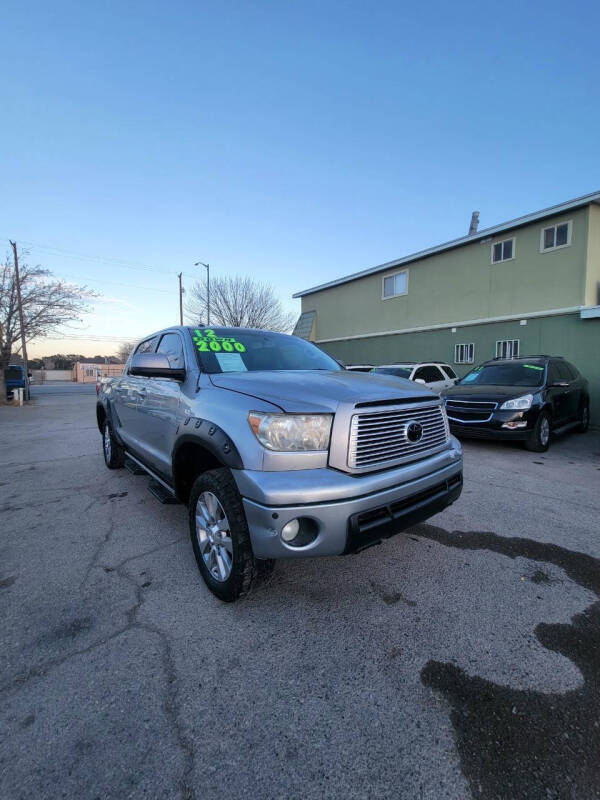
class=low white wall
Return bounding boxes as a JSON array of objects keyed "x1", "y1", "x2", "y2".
[{"x1": 31, "y1": 369, "x2": 74, "y2": 383}]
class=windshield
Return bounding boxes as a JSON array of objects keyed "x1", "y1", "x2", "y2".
[
  {"x1": 372, "y1": 366, "x2": 413, "y2": 380},
  {"x1": 190, "y1": 327, "x2": 342, "y2": 374},
  {"x1": 459, "y1": 362, "x2": 545, "y2": 387}
]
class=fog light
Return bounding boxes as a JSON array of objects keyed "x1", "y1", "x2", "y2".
[
  {"x1": 502, "y1": 421, "x2": 528, "y2": 429},
  {"x1": 280, "y1": 517, "x2": 319, "y2": 548},
  {"x1": 281, "y1": 519, "x2": 300, "y2": 542}
]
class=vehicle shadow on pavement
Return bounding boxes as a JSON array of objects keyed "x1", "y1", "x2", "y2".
[{"x1": 415, "y1": 523, "x2": 600, "y2": 800}]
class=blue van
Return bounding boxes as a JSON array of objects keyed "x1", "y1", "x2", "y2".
[{"x1": 4, "y1": 365, "x2": 27, "y2": 398}]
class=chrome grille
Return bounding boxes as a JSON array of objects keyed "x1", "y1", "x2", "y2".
[{"x1": 348, "y1": 403, "x2": 449, "y2": 471}]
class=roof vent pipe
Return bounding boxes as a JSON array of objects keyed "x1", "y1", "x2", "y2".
[{"x1": 468, "y1": 211, "x2": 479, "y2": 235}]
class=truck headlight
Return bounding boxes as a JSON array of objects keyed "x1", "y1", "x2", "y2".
[
  {"x1": 248, "y1": 412, "x2": 333, "y2": 451},
  {"x1": 500, "y1": 394, "x2": 533, "y2": 410}
]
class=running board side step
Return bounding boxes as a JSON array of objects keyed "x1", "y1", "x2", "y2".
[
  {"x1": 124, "y1": 458, "x2": 146, "y2": 475},
  {"x1": 148, "y1": 480, "x2": 181, "y2": 505},
  {"x1": 124, "y1": 450, "x2": 181, "y2": 505}
]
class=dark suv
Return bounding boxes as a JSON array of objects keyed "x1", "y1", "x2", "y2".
[{"x1": 441, "y1": 356, "x2": 590, "y2": 452}]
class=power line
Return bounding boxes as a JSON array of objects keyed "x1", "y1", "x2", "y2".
[
  {"x1": 50, "y1": 333, "x2": 143, "y2": 342},
  {"x1": 2, "y1": 236, "x2": 176, "y2": 275},
  {"x1": 56, "y1": 272, "x2": 169, "y2": 293}
]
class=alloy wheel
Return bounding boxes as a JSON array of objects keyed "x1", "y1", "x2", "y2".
[
  {"x1": 104, "y1": 425, "x2": 112, "y2": 461},
  {"x1": 195, "y1": 492, "x2": 233, "y2": 582}
]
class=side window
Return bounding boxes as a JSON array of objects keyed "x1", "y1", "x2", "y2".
[
  {"x1": 414, "y1": 365, "x2": 444, "y2": 383},
  {"x1": 156, "y1": 333, "x2": 185, "y2": 369},
  {"x1": 547, "y1": 362, "x2": 561, "y2": 385},
  {"x1": 442, "y1": 364, "x2": 457, "y2": 379},
  {"x1": 135, "y1": 337, "x2": 158, "y2": 354},
  {"x1": 556, "y1": 362, "x2": 572, "y2": 382},
  {"x1": 564, "y1": 362, "x2": 579, "y2": 380}
]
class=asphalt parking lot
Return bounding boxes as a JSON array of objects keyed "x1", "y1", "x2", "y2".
[{"x1": 1, "y1": 386, "x2": 600, "y2": 800}]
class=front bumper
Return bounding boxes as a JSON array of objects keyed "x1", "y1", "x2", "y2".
[
  {"x1": 234, "y1": 440, "x2": 463, "y2": 558},
  {"x1": 448, "y1": 408, "x2": 539, "y2": 441}
]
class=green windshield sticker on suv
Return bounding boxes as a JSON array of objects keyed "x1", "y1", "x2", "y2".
[
  {"x1": 523, "y1": 364, "x2": 544, "y2": 371},
  {"x1": 193, "y1": 328, "x2": 247, "y2": 353}
]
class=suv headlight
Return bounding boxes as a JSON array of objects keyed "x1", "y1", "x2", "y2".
[
  {"x1": 248, "y1": 412, "x2": 333, "y2": 451},
  {"x1": 500, "y1": 394, "x2": 533, "y2": 410}
]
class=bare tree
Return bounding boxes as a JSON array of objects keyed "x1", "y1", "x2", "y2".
[
  {"x1": 115, "y1": 341, "x2": 136, "y2": 364},
  {"x1": 0, "y1": 255, "x2": 94, "y2": 402},
  {"x1": 185, "y1": 275, "x2": 295, "y2": 332}
]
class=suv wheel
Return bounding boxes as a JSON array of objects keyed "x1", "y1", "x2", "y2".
[
  {"x1": 577, "y1": 402, "x2": 590, "y2": 433},
  {"x1": 102, "y1": 420, "x2": 125, "y2": 469},
  {"x1": 189, "y1": 468, "x2": 274, "y2": 602},
  {"x1": 525, "y1": 410, "x2": 551, "y2": 452}
]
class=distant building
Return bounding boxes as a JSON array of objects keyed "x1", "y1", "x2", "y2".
[{"x1": 72, "y1": 362, "x2": 124, "y2": 383}]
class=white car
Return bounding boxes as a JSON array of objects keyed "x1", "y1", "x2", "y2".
[
  {"x1": 371, "y1": 362, "x2": 458, "y2": 393},
  {"x1": 345, "y1": 364, "x2": 374, "y2": 373}
]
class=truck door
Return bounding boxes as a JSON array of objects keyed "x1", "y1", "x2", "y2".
[
  {"x1": 136, "y1": 332, "x2": 184, "y2": 477},
  {"x1": 112, "y1": 336, "x2": 158, "y2": 451}
]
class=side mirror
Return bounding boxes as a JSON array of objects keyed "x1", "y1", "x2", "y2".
[
  {"x1": 414, "y1": 378, "x2": 426, "y2": 385},
  {"x1": 130, "y1": 352, "x2": 185, "y2": 381}
]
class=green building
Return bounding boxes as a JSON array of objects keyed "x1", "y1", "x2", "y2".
[{"x1": 293, "y1": 191, "x2": 600, "y2": 425}]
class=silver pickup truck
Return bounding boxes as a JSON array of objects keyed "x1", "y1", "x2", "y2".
[{"x1": 97, "y1": 326, "x2": 463, "y2": 601}]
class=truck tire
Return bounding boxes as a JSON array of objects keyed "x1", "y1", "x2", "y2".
[
  {"x1": 102, "y1": 419, "x2": 125, "y2": 469},
  {"x1": 188, "y1": 468, "x2": 274, "y2": 602},
  {"x1": 524, "y1": 410, "x2": 551, "y2": 452}
]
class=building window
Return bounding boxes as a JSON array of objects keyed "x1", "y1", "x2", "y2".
[
  {"x1": 495, "y1": 339, "x2": 520, "y2": 359},
  {"x1": 541, "y1": 221, "x2": 571, "y2": 251},
  {"x1": 382, "y1": 270, "x2": 408, "y2": 299},
  {"x1": 491, "y1": 237, "x2": 515, "y2": 264},
  {"x1": 454, "y1": 343, "x2": 474, "y2": 364}
]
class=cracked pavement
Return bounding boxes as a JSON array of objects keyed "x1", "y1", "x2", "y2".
[{"x1": 1, "y1": 385, "x2": 600, "y2": 799}]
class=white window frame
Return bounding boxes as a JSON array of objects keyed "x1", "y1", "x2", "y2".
[
  {"x1": 490, "y1": 237, "x2": 516, "y2": 264},
  {"x1": 495, "y1": 339, "x2": 520, "y2": 359},
  {"x1": 540, "y1": 220, "x2": 572, "y2": 253},
  {"x1": 381, "y1": 269, "x2": 409, "y2": 300},
  {"x1": 454, "y1": 343, "x2": 474, "y2": 364}
]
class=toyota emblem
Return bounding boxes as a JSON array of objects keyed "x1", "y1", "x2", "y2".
[{"x1": 405, "y1": 421, "x2": 423, "y2": 443}]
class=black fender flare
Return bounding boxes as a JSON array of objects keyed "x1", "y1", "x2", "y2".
[{"x1": 172, "y1": 419, "x2": 244, "y2": 471}]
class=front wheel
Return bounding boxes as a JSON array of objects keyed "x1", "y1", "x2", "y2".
[
  {"x1": 524, "y1": 410, "x2": 551, "y2": 452},
  {"x1": 188, "y1": 468, "x2": 274, "y2": 602}
]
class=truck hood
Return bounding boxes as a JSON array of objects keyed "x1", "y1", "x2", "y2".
[{"x1": 209, "y1": 370, "x2": 437, "y2": 413}]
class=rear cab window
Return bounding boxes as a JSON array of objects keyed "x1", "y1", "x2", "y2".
[{"x1": 135, "y1": 337, "x2": 159, "y2": 354}]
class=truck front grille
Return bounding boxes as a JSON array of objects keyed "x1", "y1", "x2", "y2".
[{"x1": 348, "y1": 403, "x2": 449, "y2": 471}]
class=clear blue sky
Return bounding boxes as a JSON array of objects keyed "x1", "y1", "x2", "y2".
[{"x1": 2, "y1": 0, "x2": 599, "y2": 355}]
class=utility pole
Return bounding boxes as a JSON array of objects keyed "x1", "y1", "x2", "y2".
[
  {"x1": 178, "y1": 272, "x2": 184, "y2": 325},
  {"x1": 9, "y1": 241, "x2": 30, "y2": 400},
  {"x1": 194, "y1": 261, "x2": 210, "y2": 324}
]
